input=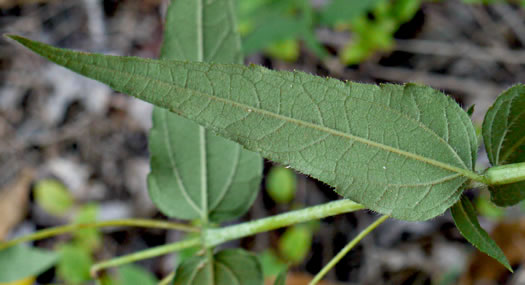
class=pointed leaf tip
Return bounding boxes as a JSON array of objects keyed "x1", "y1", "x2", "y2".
[
  {"x1": 4, "y1": 34, "x2": 26, "y2": 44},
  {"x1": 451, "y1": 196, "x2": 512, "y2": 272}
]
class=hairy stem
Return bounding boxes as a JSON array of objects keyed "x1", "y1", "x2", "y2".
[
  {"x1": 0, "y1": 219, "x2": 199, "y2": 251},
  {"x1": 309, "y1": 215, "x2": 390, "y2": 285},
  {"x1": 90, "y1": 237, "x2": 201, "y2": 278},
  {"x1": 484, "y1": 162, "x2": 525, "y2": 185},
  {"x1": 204, "y1": 199, "x2": 364, "y2": 247}
]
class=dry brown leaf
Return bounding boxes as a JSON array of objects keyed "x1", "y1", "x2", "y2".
[{"x1": 0, "y1": 168, "x2": 34, "y2": 240}]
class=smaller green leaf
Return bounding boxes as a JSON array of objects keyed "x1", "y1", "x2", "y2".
[
  {"x1": 320, "y1": 0, "x2": 381, "y2": 25},
  {"x1": 73, "y1": 204, "x2": 102, "y2": 250},
  {"x1": 451, "y1": 196, "x2": 511, "y2": 271},
  {"x1": 265, "y1": 39, "x2": 300, "y2": 62},
  {"x1": 274, "y1": 269, "x2": 287, "y2": 285},
  {"x1": 390, "y1": 0, "x2": 421, "y2": 21},
  {"x1": 266, "y1": 166, "x2": 297, "y2": 204},
  {"x1": 278, "y1": 226, "x2": 312, "y2": 264},
  {"x1": 0, "y1": 245, "x2": 57, "y2": 283},
  {"x1": 340, "y1": 41, "x2": 371, "y2": 64},
  {"x1": 482, "y1": 84, "x2": 525, "y2": 206},
  {"x1": 118, "y1": 264, "x2": 157, "y2": 285},
  {"x1": 173, "y1": 249, "x2": 263, "y2": 285},
  {"x1": 466, "y1": 105, "x2": 475, "y2": 118},
  {"x1": 242, "y1": 16, "x2": 304, "y2": 54},
  {"x1": 34, "y1": 179, "x2": 74, "y2": 216},
  {"x1": 258, "y1": 250, "x2": 287, "y2": 278},
  {"x1": 57, "y1": 244, "x2": 93, "y2": 283}
]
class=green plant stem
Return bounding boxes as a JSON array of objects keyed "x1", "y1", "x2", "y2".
[
  {"x1": 90, "y1": 237, "x2": 201, "y2": 278},
  {"x1": 204, "y1": 199, "x2": 364, "y2": 247},
  {"x1": 158, "y1": 271, "x2": 175, "y2": 285},
  {"x1": 0, "y1": 219, "x2": 199, "y2": 251},
  {"x1": 484, "y1": 162, "x2": 525, "y2": 185},
  {"x1": 468, "y1": 180, "x2": 486, "y2": 189},
  {"x1": 84, "y1": 199, "x2": 362, "y2": 279},
  {"x1": 309, "y1": 215, "x2": 390, "y2": 285}
]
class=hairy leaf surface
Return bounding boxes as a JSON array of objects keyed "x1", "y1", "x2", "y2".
[
  {"x1": 8, "y1": 35, "x2": 479, "y2": 221},
  {"x1": 451, "y1": 196, "x2": 511, "y2": 271},
  {"x1": 173, "y1": 249, "x2": 263, "y2": 285},
  {"x1": 482, "y1": 85, "x2": 525, "y2": 206},
  {"x1": 148, "y1": 0, "x2": 262, "y2": 222}
]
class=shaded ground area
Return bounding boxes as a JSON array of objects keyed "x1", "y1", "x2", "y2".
[{"x1": 1, "y1": 0, "x2": 525, "y2": 284}]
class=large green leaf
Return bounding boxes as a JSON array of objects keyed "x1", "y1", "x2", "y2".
[
  {"x1": 0, "y1": 244, "x2": 57, "y2": 282},
  {"x1": 173, "y1": 249, "x2": 263, "y2": 285},
  {"x1": 8, "y1": 35, "x2": 479, "y2": 221},
  {"x1": 148, "y1": 0, "x2": 262, "y2": 222},
  {"x1": 451, "y1": 196, "x2": 511, "y2": 271},
  {"x1": 482, "y1": 85, "x2": 525, "y2": 206}
]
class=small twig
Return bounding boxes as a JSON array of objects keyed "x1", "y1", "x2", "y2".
[
  {"x1": 0, "y1": 218, "x2": 200, "y2": 250},
  {"x1": 309, "y1": 215, "x2": 390, "y2": 285}
]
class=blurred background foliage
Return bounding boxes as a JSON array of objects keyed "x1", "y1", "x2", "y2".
[
  {"x1": 238, "y1": 0, "x2": 525, "y2": 64},
  {"x1": 2, "y1": 0, "x2": 525, "y2": 284}
]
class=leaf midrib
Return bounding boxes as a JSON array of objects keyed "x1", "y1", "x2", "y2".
[
  {"x1": 165, "y1": 84, "x2": 480, "y2": 181},
  {"x1": 196, "y1": 0, "x2": 209, "y2": 225}
]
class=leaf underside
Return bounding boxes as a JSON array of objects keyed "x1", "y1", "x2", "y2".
[
  {"x1": 8, "y1": 35, "x2": 478, "y2": 221},
  {"x1": 173, "y1": 249, "x2": 263, "y2": 285},
  {"x1": 482, "y1": 84, "x2": 525, "y2": 206},
  {"x1": 451, "y1": 196, "x2": 511, "y2": 271},
  {"x1": 148, "y1": 0, "x2": 262, "y2": 222}
]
